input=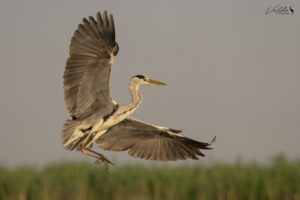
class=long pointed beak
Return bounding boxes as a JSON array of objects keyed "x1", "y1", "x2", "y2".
[{"x1": 147, "y1": 79, "x2": 167, "y2": 86}]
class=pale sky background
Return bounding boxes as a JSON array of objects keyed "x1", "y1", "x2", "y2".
[{"x1": 0, "y1": 0, "x2": 299, "y2": 166}]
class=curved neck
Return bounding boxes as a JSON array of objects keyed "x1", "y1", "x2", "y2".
[{"x1": 128, "y1": 81, "x2": 142, "y2": 110}]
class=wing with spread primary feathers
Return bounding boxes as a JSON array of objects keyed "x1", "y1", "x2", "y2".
[
  {"x1": 96, "y1": 118, "x2": 216, "y2": 161},
  {"x1": 63, "y1": 11, "x2": 119, "y2": 119}
]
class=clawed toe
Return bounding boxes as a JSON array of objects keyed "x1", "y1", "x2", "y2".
[
  {"x1": 94, "y1": 157, "x2": 114, "y2": 165},
  {"x1": 94, "y1": 159, "x2": 103, "y2": 164},
  {"x1": 81, "y1": 147, "x2": 114, "y2": 173},
  {"x1": 94, "y1": 154, "x2": 114, "y2": 174},
  {"x1": 95, "y1": 157, "x2": 113, "y2": 174}
]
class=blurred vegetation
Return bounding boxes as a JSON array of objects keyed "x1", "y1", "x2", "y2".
[{"x1": 0, "y1": 155, "x2": 300, "y2": 200}]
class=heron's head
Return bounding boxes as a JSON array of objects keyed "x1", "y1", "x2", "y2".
[{"x1": 131, "y1": 75, "x2": 167, "y2": 86}]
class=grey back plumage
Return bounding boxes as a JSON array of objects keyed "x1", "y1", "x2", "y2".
[{"x1": 63, "y1": 11, "x2": 118, "y2": 119}]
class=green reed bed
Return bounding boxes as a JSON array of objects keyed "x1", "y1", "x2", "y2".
[{"x1": 0, "y1": 156, "x2": 299, "y2": 200}]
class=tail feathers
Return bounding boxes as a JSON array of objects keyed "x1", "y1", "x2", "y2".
[{"x1": 62, "y1": 120, "x2": 85, "y2": 151}]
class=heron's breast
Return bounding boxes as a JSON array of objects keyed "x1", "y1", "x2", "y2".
[{"x1": 101, "y1": 105, "x2": 139, "y2": 129}]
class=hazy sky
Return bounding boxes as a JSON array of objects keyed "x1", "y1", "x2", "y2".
[{"x1": 0, "y1": 0, "x2": 299, "y2": 166}]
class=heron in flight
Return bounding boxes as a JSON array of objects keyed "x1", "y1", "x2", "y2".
[{"x1": 62, "y1": 11, "x2": 215, "y2": 169}]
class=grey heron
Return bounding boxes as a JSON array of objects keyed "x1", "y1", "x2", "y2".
[{"x1": 62, "y1": 11, "x2": 215, "y2": 169}]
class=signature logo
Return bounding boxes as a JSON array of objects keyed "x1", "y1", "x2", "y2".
[{"x1": 265, "y1": 5, "x2": 294, "y2": 15}]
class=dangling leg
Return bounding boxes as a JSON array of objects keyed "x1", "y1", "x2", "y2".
[
  {"x1": 80, "y1": 131, "x2": 94, "y2": 149},
  {"x1": 81, "y1": 147, "x2": 101, "y2": 160},
  {"x1": 81, "y1": 130, "x2": 113, "y2": 171},
  {"x1": 84, "y1": 130, "x2": 113, "y2": 169},
  {"x1": 80, "y1": 132, "x2": 102, "y2": 160},
  {"x1": 79, "y1": 122, "x2": 108, "y2": 163}
]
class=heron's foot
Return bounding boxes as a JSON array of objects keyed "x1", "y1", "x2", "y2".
[
  {"x1": 94, "y1": 154, "x2": 114, "y2": 173},
  {"x1": 86, "y1": 148, "x2": 114, "y2": 173}
]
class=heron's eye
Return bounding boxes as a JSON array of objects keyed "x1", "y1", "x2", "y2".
[{"x1": 135, "y1": 75, "x2": 146, "y2": 79}]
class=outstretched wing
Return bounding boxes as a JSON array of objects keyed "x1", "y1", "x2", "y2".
[
  {"x1": 96, "y1": 118, "x2": 215, "y2": 161},
  {"x1": 64, "y1": 11, "x2": 119, "y2": 119}
]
